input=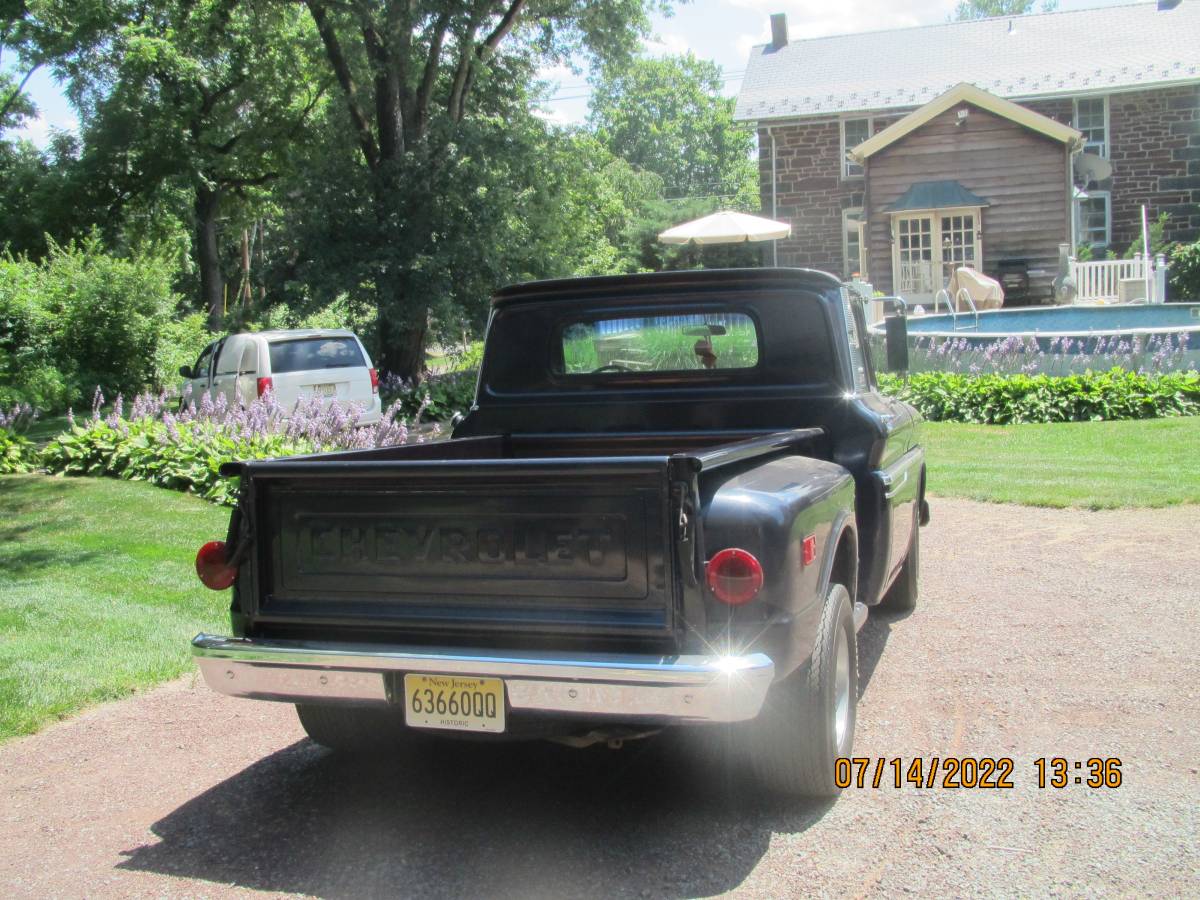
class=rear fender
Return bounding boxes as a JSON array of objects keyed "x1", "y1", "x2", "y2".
[{"x1": 699, "y1": 457, "x2": 855, "y2": 679}]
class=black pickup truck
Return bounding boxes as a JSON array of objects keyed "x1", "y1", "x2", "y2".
[{"x1": 192, "y1": 268, "x2": 927, "y2": 797}]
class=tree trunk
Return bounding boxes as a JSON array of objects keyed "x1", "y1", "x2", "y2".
[
  {"x1": 195, "y1": 186, "x2": 224, "y2": 329},
  {"x1": 379, "y1": 289, "x2": 432, "y2": 381},
  {"x1": 370, "y1": 163, "x2": 430, "y2": 382},
  {"x1": 386, "y1": 319, "x2": 429, "y2": 381}
]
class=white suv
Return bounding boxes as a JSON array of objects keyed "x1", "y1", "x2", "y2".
[{"x1": 180, "y1": 329, "x2": 383, "y2": 424}]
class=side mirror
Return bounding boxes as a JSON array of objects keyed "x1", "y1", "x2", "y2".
[
  {"x1": 884, "y1": 313, "x2": 909, "y2": 373},
  {"x1": 179, "y1": 365, "x2": 193, "y2": 379}
]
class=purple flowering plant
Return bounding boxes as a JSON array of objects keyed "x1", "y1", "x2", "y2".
[
  {"x1": 906, "y1": 332, "x2": 1193, "y2": 377},
  {"x1": 41, "y1": 386, "x2": 435, "y2": 505}
]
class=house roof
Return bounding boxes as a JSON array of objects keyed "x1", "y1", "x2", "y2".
[
  {"x1": 851, "y1": 83, "x2": 1083, "y2": 162},
  {"x1": 734, "y1": 2, "x2": 1200, "y2": 123},
  {"x1": 884, "y1": 180, "x2": 989, "y2": 213}
]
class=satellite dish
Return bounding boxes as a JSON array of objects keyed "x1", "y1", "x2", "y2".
[{"x1": 1074, "y1": 153, "x2": 1112, "y2": 185}]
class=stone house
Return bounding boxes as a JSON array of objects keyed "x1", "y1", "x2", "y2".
[{"x1": 734, "y1": 2, "x2": 1200, "y2": 304}]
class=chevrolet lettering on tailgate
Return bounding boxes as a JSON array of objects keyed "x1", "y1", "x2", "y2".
[{"x1": 296, "y1": 516, "x2": 623, "y2": 573}]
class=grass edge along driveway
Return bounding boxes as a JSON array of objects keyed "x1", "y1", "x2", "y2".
[
  {"x1": 0, "y1": 474, "x2": 230, "y2": 742},
  {"x1": 922, "y1": 417, "x2": 1200, "y2": 509}
]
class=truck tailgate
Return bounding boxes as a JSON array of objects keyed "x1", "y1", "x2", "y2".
[{"x1": 241, "y1": 459, "x2": 682, "y2": 640}]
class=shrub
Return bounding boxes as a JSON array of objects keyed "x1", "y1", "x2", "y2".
[
  {"x1": 40, "y1": 388, "x2": 427, "y2": 505},
  {"x1": 1119, "y1": 211, "x2": 1171, "y2": 260},
  {"x1": 40, "y1": 236, "x2": 178, "y2": 401},
  {"x1": 154, "y1": 312, "x2": 216, "y2": 391},
  {"x1": 879, "y1": 369, "x2": 1200, "y2": 425},
  {"x1": 0, "y1": 431, "x2": 33, "y2": 474},
  {"x1": 1169, "y1": 239, "x2": 1200, "y2": 301},
  {"x1": 0, "y1": 255, "x2": 69, "y2": 409},
  {"x1": 0, "y1": 403, "x2": 37, "y2": 473},
  {"x1": 381, "y1": 368, "x2": 478, "y2": 421},
  {"x1": 0, "y1": 237, "x2": 182, "y2": 408}
]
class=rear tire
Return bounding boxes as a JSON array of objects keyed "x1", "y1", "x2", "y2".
[
  {"x1": 296, "y1": 704, "x2": 412, "y2": 754},
  {"x1": 746, "y1": 582, "x2": 857, "y2": 798},
  {"x1": 880, "y1": 506, "x2": 920, "y2": 612}
]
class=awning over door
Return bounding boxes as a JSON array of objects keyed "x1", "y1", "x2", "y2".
[{"x1": 884, "y1": 180, "x2": 989, "y2": 213}]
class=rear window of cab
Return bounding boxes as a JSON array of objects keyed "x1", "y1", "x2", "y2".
[
  {"x1": 268, "y1": 337, "x2": 365, "y2": 374},
  {"x1": 556, "y1": 312, "x2": 760, "y2": 376}
]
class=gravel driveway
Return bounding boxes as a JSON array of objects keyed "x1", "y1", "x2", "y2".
[{"x1": 1, "y1": 498, "x2": 1197, "y2": 898}]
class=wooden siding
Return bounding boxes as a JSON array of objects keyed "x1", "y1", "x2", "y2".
[{"x1": 864, "y1": 104, "x2": 1069, "y2": 300}]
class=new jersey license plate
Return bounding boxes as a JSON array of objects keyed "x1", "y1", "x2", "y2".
[
  {"x1": 306, "y1": 383, "x2": 337, "y2": 397},
  {"x1": 403, "y1": 674, "x2": 506, "y2": 733}
]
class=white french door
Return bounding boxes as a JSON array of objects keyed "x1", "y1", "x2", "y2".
[
  {"x1": 894, "y1": 215, "x2": 936, "y2": 301},
  {"x1": 892, "y1": 207, "x2": 982, "y2": 304}
]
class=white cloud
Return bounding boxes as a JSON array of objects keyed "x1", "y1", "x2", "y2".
[
  {"x1": 642, "y1": 31, "x2": 691, "y2": 57},
  {"x1": 536, "y1": 63, "x2": 577, "y2": 83},
  {"x1": 9, "y1": 107, "x2": 79, "y2": 149},
  {"x1": 532, "y1": 105, "x2": 574, "y2": 125}
]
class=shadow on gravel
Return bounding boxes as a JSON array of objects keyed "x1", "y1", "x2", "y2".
[
  {"x1": 857, "y1": 607, "x2": 909, "y2": 699},
  {"x1": 118, "y1": 732, "x2": 834, "y2": 898}
]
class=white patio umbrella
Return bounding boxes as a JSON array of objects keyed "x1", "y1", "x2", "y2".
[{"x1": 658, "y1": 210, "x2": 791, "y2": 245}]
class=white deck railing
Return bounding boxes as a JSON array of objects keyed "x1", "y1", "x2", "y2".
[{"x1": 1069, "y1": 254, "x2": 1167, "y2": 303}]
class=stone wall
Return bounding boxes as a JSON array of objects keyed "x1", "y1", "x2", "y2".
[
  {"x1": 1107, "y1": 85, "x2": 1200, "y2": 247},
  {"x1": 756, "y1": 115, "x2": 900, "y2": 276}
]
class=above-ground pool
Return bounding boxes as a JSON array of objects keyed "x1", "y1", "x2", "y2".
[{"x1": 869, "y1": 303, "x2": 1200, "y2": 373}]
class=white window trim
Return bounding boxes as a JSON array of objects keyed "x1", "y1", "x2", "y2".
[
  {"x1": 840, "y1": 117, "x2": 872, "y2": 179},
  {"x1": 1077, "y1": 190, "x2": 1112, "y2": 248},
  {"x1": 1073, "y1": 95, "x2": 1109, "y2": 160},
  {"x1": 842, "y1": 207, "x2": 863, "y2": 277}
]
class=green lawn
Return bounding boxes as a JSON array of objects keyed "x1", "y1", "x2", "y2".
[
  {"x1": 923, "y1": 417, "x2": 1200, "y2": 509},
  {"x1": 0, "y1": 474, "x2": 231, "y2": 741}
]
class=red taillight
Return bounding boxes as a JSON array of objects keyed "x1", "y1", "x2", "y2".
[
  {"x1": 369, "y1": 367, "x2": 379, "y2": 394},
  {"x1": 706, "y1": 548, "x2": 764, "y2": 606},
  {"x1": 256, "y1": 376, "x2": 273, "y2": 398},
  {"x1": 196, "y1": 541, "x2": 238, "y2": 590}
]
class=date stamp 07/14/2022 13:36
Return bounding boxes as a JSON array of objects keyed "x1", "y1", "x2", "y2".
[{"x1": 834, "y1": 757, "x2": 1124, "y2": 790}]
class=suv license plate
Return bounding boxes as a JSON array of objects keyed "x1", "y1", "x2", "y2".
[
  {"x1": 403, "y1": 674, "x2": 506, "y2": 733},
  {"x1": 307, "y1": 383, "x2": 336, "y2": 397}
]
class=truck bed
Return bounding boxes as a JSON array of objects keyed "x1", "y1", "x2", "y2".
[{"x1": 224, "y1": 429, "x2": 825, "y2": 652}]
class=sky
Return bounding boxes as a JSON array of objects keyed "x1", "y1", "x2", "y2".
[{"x1": 5, "y1": 0, "x2": 1139, "y2": 147}]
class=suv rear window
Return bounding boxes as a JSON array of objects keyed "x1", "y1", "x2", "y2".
[
  {"x1": 559, "y1": 313, "x2": 759, "y2": 375},
  {"x1": 268, "y1": 337, "x2": 365, "y2": 374}
]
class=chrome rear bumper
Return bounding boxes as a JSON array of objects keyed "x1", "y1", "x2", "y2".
[{"x1": 192, "y1": 634, "x2": 774, "y2": 724}]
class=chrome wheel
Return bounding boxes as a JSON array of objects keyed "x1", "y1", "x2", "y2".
[{"x1": 833, "y1": 625, "x2": 851, "y2": 751}]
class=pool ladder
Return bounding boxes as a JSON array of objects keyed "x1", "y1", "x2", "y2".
[{"x1": 935, "y1": 288, "x2": 980, "y2": 331}]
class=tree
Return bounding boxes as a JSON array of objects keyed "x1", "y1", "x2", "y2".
[
  {"x1": 952, "y1": 0, "x2": 1057, "y2": 20},
  {"x1": 257, "y1": 95, "x2": 665, "y2": 346},
  {"x1": 301, "y1": 0, "x2": 665, "y2": 379},
  {"x1": 0, "y1": 132, "x2": 82, "y2": 257},
  {"x1": 27, "y1": 0, "x2": 327, "y2": 327},
  {"x1": 1, "y1": 1, "x2": 40, "y2": 126},
  {"x1": 588, "y1": 53, "x2": 756, "y2": 208}
]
